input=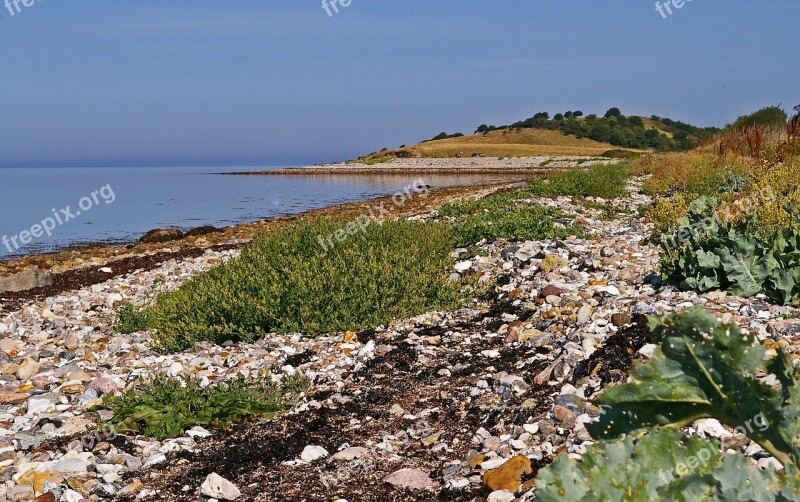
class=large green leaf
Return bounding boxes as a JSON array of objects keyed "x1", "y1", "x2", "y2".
[
  {"x1": 536, "y1": 428, "x2": 796, "y2": 502},
  {"x1": 588, "y1": 309, "x2": 799, "y2": 469}
]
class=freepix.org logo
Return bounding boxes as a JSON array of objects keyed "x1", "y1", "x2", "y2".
[{"x1": 5, "y1": 0, "x2": 44, "y2": 18}]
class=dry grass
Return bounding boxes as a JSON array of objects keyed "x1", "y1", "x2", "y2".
[{"x1": 371, "y1": 129, "x2": 620, "y2": 159}]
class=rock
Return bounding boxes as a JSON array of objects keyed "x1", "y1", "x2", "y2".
[
  {"x1": 483, "y1": 455, "x2": 532, "y2": 492},
  {"x1": 577, "y1": 305, "x2": 593, "y2": 324},
  {"x1": 0, "y1": 269, "x2": 53, "y2": 293},
  {"x1": 0, "y1": 337, "x2": 20, "y2": 356},
  {"x1": 610, "y1": 313, "x2": 632, "y2": 327},
  {"x1": 64, "y1": 333, "x2": 80, "y2": 351},
  {"x1": 87, "y1": 377, "x2": 120, "y2": 396},
  {"x1": 7, "y1": 485, "x2": 35, "y2": 502},
  {"x1": 772, "y1": 319, "x2": 800, "y2": 337},
  {"x1": 757, "y1": 457, "x2": 783, "y2": 471},
  {"x1": 0, "y1": 391, "x2": 29, "y2": 404},
  {"x1": 454, "y1": 261, "x2": 473, "y2": 273},
  {"x1": 332, "y1": 447, "x2": 369, "y2": 461},
  {"x1": 60, "y1": 490, "x2": 84, "y2": 502},
  {"x1": 33, "y1": 493, "x2": 56, "y2": 502},
  {"x1": 300, "y1": 445, "x2": 329, "y2": 462},
  {"x1": 138, "y1": 228, "x2": 184, "y2": 244},
  {"x1": 16, "y1": 358, "x2": 41, "y2": 380},
  {"x1": 541, "y1": 285, "x2": 564, "y2": 297},
  {"x1": 200, "y1": 473, "x2": 241, "y2": 500},
  {"x1": 553, "y1": 405, "x2": 577, "y2": 429},
  {"x1": 17, "y1": 470, "x2": 64, "y2": 493},
  {"x1": 384, "y1": 468, "x2": 434, "y2": 490},
  {"x1": 487, "y1": 490, "x2": 516, "y2": 502},
  {"x1": 185, "y1": 225, "x2": 221, "y2": 237},
  {"x1": 539, "y1": 255, "x2": 568, "y2": 273}
]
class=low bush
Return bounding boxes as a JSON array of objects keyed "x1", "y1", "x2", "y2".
[
  {"x1": 751, "y1": 158, "x2": 800, "y2": 231},
  {"x1": 523, "y1": 162, "x2": 630, "y2": 199},
  {"x1": 122, "y1": 219, "x2": 469, "y2": 350},
  {"x1": 439, "y1": 190, "x2": 582, "y2": 246},
  {"x1": 658, "y1": 197, "x2": 800, "y2": 305},
  {"x1": 100, "y1": 373, "x2": 308, "y2": 440},
  {"x1": 642, "y1": 154, "x2": 753, "y2": 196},
  {"x1": 600, "y1": 149, "x2": 639, "y2": 159},
  {"x1": 535, "y1": 309, "x2": 800, "y2": 500},
  {"x1": 642, "y1": 192, "x2": 692, "y2": 239}
]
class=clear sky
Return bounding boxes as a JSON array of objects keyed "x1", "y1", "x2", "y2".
[{"x1": 0, "y1": 1, "x2": 797, "y2": 167}]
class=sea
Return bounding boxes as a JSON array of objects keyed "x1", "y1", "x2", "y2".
[{"x1": 0, "y1": 165, "x2": 516, "y2": 259}]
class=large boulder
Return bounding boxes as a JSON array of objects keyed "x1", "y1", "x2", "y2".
[
  {"x1": 138, "y1": 228, "x2": 184, "y2": 244},
  {"x1": 0, "y1": 269, "x2": 53, "y2": 293}
]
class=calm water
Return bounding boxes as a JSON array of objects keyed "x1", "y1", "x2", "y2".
[{"x1": 0, "y1": 166, "x2": 518, "y2": 259}]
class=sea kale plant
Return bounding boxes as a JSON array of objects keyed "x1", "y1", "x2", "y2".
[
  {"x1": 535, "y1": 309, "x2": 800, "y2": 501},
  {"x1": 658, "y1": 196, "x2": 800, "y2": 305}
]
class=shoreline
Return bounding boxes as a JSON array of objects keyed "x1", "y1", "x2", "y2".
[
  {"x1": 223, "y1": 156, "x2": 611, "y2": 176},
  {"x1": 0, "y1": 180, "x2": 522, "y2": 310}
]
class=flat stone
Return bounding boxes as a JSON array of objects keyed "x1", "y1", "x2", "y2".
[
  {"x1": 384, "y1": 468, "x2": 434, "y2": 490},
  {"x1": 0, "y1": 269, "x2": 53, "y2": 294},
  {"x1": 332, "y1": 447, "x2": 370, "y2": 461},
  {"x1": 300, "y1": 445, "x2": 329, "y2": 462},
  {"x1": 200, "y1": 473, "x2": 241, "y2": 500},
  {"x1": 0, "y1": 391, "x2": 28, "y2": 404}
]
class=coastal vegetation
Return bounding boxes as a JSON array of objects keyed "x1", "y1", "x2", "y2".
[
  {"x1": 634, "y1": 106, "x2": 800, "y2": 304},
  {"x1": 116, "y1": 219, "x2": 469, "y2": 351},
  {"x1": 98, "y1": 373, "x2": 308, "y2": 440},
  {"x1": 108, "y1": 104, "x2": 800, "y2": 499},
  {"x1": 536, "y1": 309, "x2": 800, "y2": 500},
  {"x1": 522, "y1": 161, "x2": 630, "y2": 199},
  {"x1": 480, "y1": 107, "x2": 720, "y2": 151}
]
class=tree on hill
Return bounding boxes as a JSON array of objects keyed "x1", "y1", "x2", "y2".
[
  {"x1": 573, "y1": 111, "x2": 584, "y2": 118},
  {"x1": 729, "y1": 106, "x2": 788, "y2": 131},
  {"x1": 604, "y1": 107, "x2": 622, "y2": 119}
]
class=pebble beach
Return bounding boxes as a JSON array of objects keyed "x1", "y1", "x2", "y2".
[{"x1": 1, "y1": 171, "x2": 797, "y2": 501}]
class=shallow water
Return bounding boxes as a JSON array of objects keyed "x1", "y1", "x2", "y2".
[{"x1": 0, "y1": 165, "x2": 519, "y2": 258}]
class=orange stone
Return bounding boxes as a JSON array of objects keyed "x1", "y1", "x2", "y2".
[{"x1": 483, "y1": 455, "x2": 533, "y2": 492}]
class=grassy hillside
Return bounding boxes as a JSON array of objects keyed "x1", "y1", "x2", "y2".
[{"x1": 360, "y1": 128, "x2": 620, "y2": 162}]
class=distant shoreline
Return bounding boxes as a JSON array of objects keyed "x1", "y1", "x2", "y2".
[{"x1": 223, "y1": 156, "x2": 609, "y2": 176}]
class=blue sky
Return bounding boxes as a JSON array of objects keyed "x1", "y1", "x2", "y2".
[{"x1": 0, "y1": 1, "x2": 797, "y2": 167}]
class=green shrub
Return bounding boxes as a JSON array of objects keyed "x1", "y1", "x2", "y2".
[
  {"x1": 439, "y1": 191, "x2": 582, "y2": 247},
  {"x1": 113, "y1": 303, "x2": 151, "y2": 333},
  {"x1": 730, "y1": 105, "x2": 788, "y2": 131},
  {"x1": 659, "y1": 197, "x2": 800, "y2": 305},
  {"x1": 535, "y1": 309, "x2": 800, "y2": 500},
  {"x1": 642, "y1": 154, "x2": 753, "y2": 197},
  {"x1": 600, "y1": 149, "x2": 639, "y2": 159},
  {"x1": 122, "y1": 219, "x2": 469, "y2": 350},
  {"x1": 100, "y1": 373, "x2": 307, "y2": 440},
  {"x1": 522, "y1": 162, "x2": 630, "y2": 199}
]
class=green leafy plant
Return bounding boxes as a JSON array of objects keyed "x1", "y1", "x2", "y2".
[
  {"x1": 438, "y1": 190, "x2": 582, "y2": 247},
  {"x1": 100, "y1": 373, "x2": 308, "y2": 440},
  {"x1": 522, "y1": 162, "x2": 630, "y2": 199},
  {"x1": 113, "y1": 302, "x2": 151, "y2": 333},
  {"x1": 536, "y1": 309, "x2": 800, "y2": 500},
  {"x1": 118, "y1": 219, "x2": 471, "y2": 351},
  {"x1": 659, "y1": 197, "x2": 800, "y2": 305}
]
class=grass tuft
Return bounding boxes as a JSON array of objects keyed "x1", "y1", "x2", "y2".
[{"x1": 100, "y1": 373, "x2": 307, "y2": 440}]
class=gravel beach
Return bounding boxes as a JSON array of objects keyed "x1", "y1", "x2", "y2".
[{"x1": 1, "y1": 176, "x2": 796, "y2": 501}]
